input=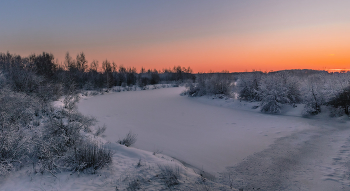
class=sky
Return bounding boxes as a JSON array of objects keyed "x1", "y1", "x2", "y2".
[{"x1": 1, "y1": 0, "x2": 349, "y2": 73}]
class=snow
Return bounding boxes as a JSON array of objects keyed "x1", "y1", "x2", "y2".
[
  {"x1": 2, "y1": 86, "x2": 350, "y2": 190},
  {"x1": 0, "y1": 142, "x2": 211, "y2": 191},
  {"x1": 77, "y1": 87, "x2": 316, "y2": 175}
]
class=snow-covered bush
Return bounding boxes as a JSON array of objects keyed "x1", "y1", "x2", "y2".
[
  {"x1": 36, "y1": 83, "x2": 63, "y2": 104},
  {"x1": 302, "y1": 103, "x2": 321, "y2": 116},
  {"x1": 183, "y1": 74, "x2": 233, "y2": 97},
  {"x1": 0, "y1": 89, "x2": 40, "y2": 126},
  {"x1": 118, "y1": 131, "x2": 137, "y2": 147},
  {"x1": 237, "y1": 72, "x2": 263, "y2": 101},
  {"x1": 33, "y1": 92, "x2": 113, "y2": 174},
  {"x1": 207, "y1": 74, "x2": 233, "y2": 95},
  {"x1": 94, "y1": 125, "x2": 107, "y2": 137},
  {"x1": 328, "y1": 86, "x2": 350, "y2": 116},
  {"x1": 0, "y1": 128, "x2": 29, "y2": 176},
  {"x1": 158, "y1": 165, "x2": 180, "y2": 188},
  {"x1": 259, "y1": 72, "x2": 301, "y2": 113},
  {"x1": 69, "y1": 140, "x2": 112, "y2": 173},
  {"x1": 0, "y1": 89, "x2": 41, "y2": 175},
  {"x1": 183, "y1": 82, "x2": 201, "y2": 97},
  {"x1": 301, "y1": 74, "x2": 327, "y2": 115}
]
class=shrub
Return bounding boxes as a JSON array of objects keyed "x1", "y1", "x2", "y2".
[
  {"x1": 302, "y1": 102, "x2": 321, "y2": 116},
  {"x1": 9, "y1": 69, "x2": 43, "y2": 94},
  {"x1": 237, "y1": 72, "x2": 262, "y2": 101},
  {"x1": 118, "y1": 131, "x2": 137, "y2": 147},
  {"x1": 33, "y1": 91, "x2": 111, "y2": 175},
  {"x1": 259, "y1": 73, "x2": 301, "y2": 113},
  {"x1": 260, "y1": 100, "x2": 281, "y2": 114},
  {"x1": 182, "y1": 82, "x2": 201, "y2": 97},
  {"x1": 0, "y1": 89, "x2": 42, "y2": 175},
  {"x1": 328, "y1": 86, "x2": 350, "y2": 116},
  {"x1": 36, "y1": 83, "x2": 63, "y2": 103},
  {"x1": 69, "y1": 140, "x2": 112, "y2": 173},
  {"x1": 206, "y1": 74, "x2": 232, "y2": 95},
  {"x1": 0, "y1": 128, "x2": 29, "y2": 175},
  {"x1": 158, "y1": 165, "x2": 180, "y2": 188},
  {"x1": 184, "y1": 74, "x2": 233, "y2": 97},
  {"x1": 94, "y1": 125, "x2": 107, "y2": 137}
]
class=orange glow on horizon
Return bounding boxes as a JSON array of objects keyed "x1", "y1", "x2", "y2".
[
  {"x1": 326, "y1": 68, "x2": 350, "y2": 73},
  {"x1": 16, "y1": 23, "x2": 350, "y2": 73},
  {"x1": 69, "y1": 23, "x2": 349, "y2": 73}
]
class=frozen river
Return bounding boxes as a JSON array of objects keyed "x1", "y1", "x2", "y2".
[{"x1": 78, "y1": 87, "x2": 313, "y2": 175}]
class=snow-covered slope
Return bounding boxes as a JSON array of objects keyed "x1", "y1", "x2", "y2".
[{"x1": 0, "y1": 142, "x2": 230, "y2": 191}]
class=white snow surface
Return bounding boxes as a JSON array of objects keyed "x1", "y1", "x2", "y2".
[
  {"x1": 77, "y1": 87, "x2": 316, "y2": 175},
  {"x1": 0, "y1": 142, "x2": 216, "y2": 191}
]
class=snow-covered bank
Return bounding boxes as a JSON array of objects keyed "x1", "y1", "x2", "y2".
[
  {"x1": 77, "y1": 87, "x2": 317, "y2": 175},
  {"x1": 0, "y1": 142, "x2": 230, "y2": 190}
]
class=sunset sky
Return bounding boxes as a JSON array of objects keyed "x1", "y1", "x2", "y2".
[{"x1": 1, "y1": 0, "x2": 349, "y2": 73}]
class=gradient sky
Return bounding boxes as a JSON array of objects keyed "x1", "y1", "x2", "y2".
[{"x1": 1, "y1": 0, "x2": 349, "y2": 72}]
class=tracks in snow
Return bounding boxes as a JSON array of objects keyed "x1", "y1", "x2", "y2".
[{"x1": 218, "y1": 121, "x2": 350, "y2": 191}]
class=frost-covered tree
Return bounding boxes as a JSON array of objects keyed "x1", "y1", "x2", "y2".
[
  {"x1": 328, "y1": 86, "x2": 350, "y2": 116},
  {"x1": 76, "y1": 52, "x2": 88, "y2": 73},
  {"x1": 326, "y1": 73, "x2": 350, "y2": 100},
  {"x1": 102, "y1": 60, "x2": 114, "y2": 88},
  {"x1": 301, "y1": 74, "x2": 327, "y2": 115},
  {"x1": 184, "y1": 74, "x2": 206, "y2": 97},
  {"x1": 259, "y1": 72, "x2": 301, "y2": 113},
  {"x1": 237, "y1": 72, "x2": 263, "y2": 101},
  {"x1": 31, "y1": 52, "x2": 57, "y2": 80},
  {"x1": 0, "y1": 89, "x2": 40, "y2": 175},
  {"x1": 207, "y1": 74, "x2": 233, "y2": 95},
  {"x1": 184, "y1": 73, "x2": 233, "y2": 97}
]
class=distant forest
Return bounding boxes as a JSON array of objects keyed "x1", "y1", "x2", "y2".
[{"x1": 0, "y1": 51, "x2": 195, "y2": 94}]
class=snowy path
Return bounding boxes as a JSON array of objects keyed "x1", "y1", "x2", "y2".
[
  {"x1": 78, "y1": 87, "x2": 316, "y2": 176},
  {"x1": 219, "y1": 118, "x2": 350, "y2": 191}
]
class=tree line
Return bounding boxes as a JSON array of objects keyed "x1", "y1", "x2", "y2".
[
  {"x1": 0, "y1": 51, "x2": 194, "y2": 95},
  {"x1": 184, "y1": 70, "x2": 350, "y2": 116}
]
